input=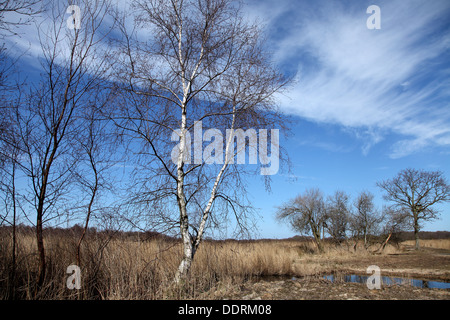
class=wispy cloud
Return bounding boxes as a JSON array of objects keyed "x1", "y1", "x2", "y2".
[
  {"x1": 251, "y1": 0, "x2": 450, "y2": 158},
  {"x1": 296, "y1": 137, "x2": 353, "y2": 154},
  {"x1": 4, "y1": 0, "x2": 450, "y2": 160}
]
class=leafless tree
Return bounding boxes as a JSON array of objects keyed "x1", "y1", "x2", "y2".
[
  {"x1": 0, "y1": 0, "x2": 42, "y2": 36},
  {"x1": 111, "y1": 0, "x2": 290, "y2": 282},
  {"x1": 276, "y1": 188, "x2": 326, "y2": 252},
  {"x1": 374, "y1": 205, "x2": 410, "y2": 252},
  {"x1": 0, "y1": 97, "x2": 22, "y2": 298},
  {"x1": 0, "y1": 0, "x2": 41, "y2": 117},
  {"x1": 351, "y1": 190, "x2": 383, "y2": 249},
  {"x1": 73, "y1": 101, "x2": 117, "y2": 269},
  {"x1": 377, "y1": 168, "x2": 450, "y2": 250},
  {"x1": 8, "y1": 0, "x2": 114, "y2": 291},
  {"x1": 325, "y1": 190, "x2": 350, "y2": 243},
  {"x1": 0, "y1": 0, "x2": 41, "y2": 298}
]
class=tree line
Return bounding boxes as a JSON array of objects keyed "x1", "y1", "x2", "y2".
[{"x1": 277, "y1": 168, "x2": 450, "y2": 252}]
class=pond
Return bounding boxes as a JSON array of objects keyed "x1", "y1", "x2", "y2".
[{"x1": 322, "y1": 274, "x2": 450, "y2": 289}]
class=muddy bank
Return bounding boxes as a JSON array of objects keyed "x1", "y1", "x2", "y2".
[
  {"x1": 292, "y1": 246, "x2": 450, "y2": 280},
  {"x1": 221, "y1": 246, "x2": 450, "y2": 300},
  {"x1": 223, "y1": 277, "x2": 450, "y2": 300}
]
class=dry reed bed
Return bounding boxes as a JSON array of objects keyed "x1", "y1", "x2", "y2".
[
  {"x1": 0, "y1": 232, "x2": 411, "y2": 300},
  {"x1": 1, "y1": 233, "x2": 302, "y2": 299},
  {"x1": 401, "y1": 239, "x2": 450, "y2": 250}
]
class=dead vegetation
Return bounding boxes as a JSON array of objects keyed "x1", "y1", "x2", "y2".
[
  {"x1": 401, "y1": 239, "x2": 450, "y2": 250},
  {"x1": 1, "y1": 228, "x2": 449, "y2": 300}
]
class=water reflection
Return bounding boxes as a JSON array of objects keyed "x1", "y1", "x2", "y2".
[{"x1": 323, "y1": 274, "x2": 450, "y2": 289}]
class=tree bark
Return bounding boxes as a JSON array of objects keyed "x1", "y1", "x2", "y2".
[
  {"x1": 376, "y1": 232, "x2": 392, "y2": 253},
  {"x1": 36, "y1": 202, "x2": 45, "y2": 291},
  {"x1": 414, "y1": 218, "x2": 420, "y2": 250},
  {"x1": 174, "y1": 241, "x2": 194, "y2": 283},
  {"x1": 10, "y1": 161, "x2": 17, "y2": 299},
  {"x1": 382, "y1": 232, "x2": 392, "y2": 251},
  {"x1": 363, "y1": 228, "x2": 367, "y2": 249},
  {"x1": 76, "y1": 150, "x2": 98, "y2": 268},
  {"x1": 76, "y1": 184, "x2": 96, "y2": 268},
  {"x1": 312, "y1": 224, "x2": 324, "y2": 253}
]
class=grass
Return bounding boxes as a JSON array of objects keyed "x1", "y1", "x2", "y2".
[
  {"x1": 1, "y1": 228, "x2": 447, "y2": 300},
  {"x1": 0, "y1": 230, "x2": 301, "y2": 299},
  {"x1": 401, "y1": 239, "x2": 450, "y2": 250}
]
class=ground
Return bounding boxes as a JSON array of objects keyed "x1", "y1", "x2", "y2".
[{"x1": 221, "y1": 245, "x2": 450, "y2": 300}]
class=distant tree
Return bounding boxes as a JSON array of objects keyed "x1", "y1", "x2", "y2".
[
  {"x1": 325, "y1": 190, "x2": 350, "y2": 243},
  {"x1": 276, "y1": 188, "x2": 327, "y2": 252},
  {"x1": 351, "y1": 190, "x2": 383, "y2": 248},
  {"x1": 376, "y1": 205, "x2": 410, "y2": 251},
  {"x1": 377, "y1": 168, "x2": 450, "y2": 250}
]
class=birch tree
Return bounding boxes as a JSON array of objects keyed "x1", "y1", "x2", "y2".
[{"x1": 112, "y1": 0, "x2": 289, "y2": 282}]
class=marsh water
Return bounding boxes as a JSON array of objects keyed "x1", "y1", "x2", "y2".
[
  {"x1": 255, "y1": 274, "x2": 450, "y2": 290},
  {"x1": 322, "y1": 274, "x2": 450, "y2": 289}
]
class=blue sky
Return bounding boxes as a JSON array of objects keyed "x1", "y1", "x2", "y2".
[
  {"x1": 3, "y1": 0, "x2": 450, "y2": 239},
  {"x1": 243, "y1": 0, "x2": 450, "y2": 238}
]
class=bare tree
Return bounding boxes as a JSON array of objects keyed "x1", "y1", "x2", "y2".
[
  {"x1": 377, "y1": 168, "x2": 450, "y2": 250},
  {"x1": 0, "y1": 99, "x2": 22, "y2": 298},
  {"x1": 0, "y1": 0, "x2": 41, "y2": 36},
  {"x1": 276, "y1": 188, "x2": 326, "y2": 252},
  {"x1": 73, "y1": 101, "x2": 116, "y2": 269},
  {"x1": 325, "y1": 190, "x2": 350, "y2": 243},
  {"x1": 351, "y1": 190, "x2": 382, "y2": 249},
  {"x1": 0, "y1": 0, "x2": 39, "y2": 295},
  {"x1": 112, "y1": 0, "x2": 290, "y2": 282},
  {"x1": 9, "y1": 0, "x2": 114, "y2": 291},
  {"x1": 375, "y1": 205, "x2": 409, "y2": 252}
]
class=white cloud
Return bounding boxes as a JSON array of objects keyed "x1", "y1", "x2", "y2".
[
  {"x1": 4, "y1": 0, "x2": 450, "y2": 159},
  {"x1": 297, "y1": 138, "x2": 353, "y2": 154},
  {"x1": 252, "y1": 0, "x2": 450, "y2": 158}
]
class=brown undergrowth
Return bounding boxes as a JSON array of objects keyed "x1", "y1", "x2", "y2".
[{"x1": 1, "y1": 228, "x2": 448, "y2": 299}]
